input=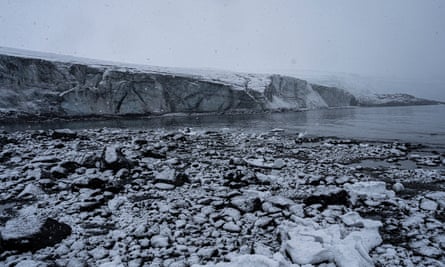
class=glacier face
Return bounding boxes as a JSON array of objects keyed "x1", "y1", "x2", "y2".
[
  {"x1": 0, "y1": 48, "x2": 439, "y2": 120},
  {"x1": 0, "y1": 51, "x2": 359, "y2": 119}
]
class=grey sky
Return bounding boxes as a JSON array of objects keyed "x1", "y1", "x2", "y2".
[{"x1": 0, "y1": 0, "x2": 444, "y2": 100}]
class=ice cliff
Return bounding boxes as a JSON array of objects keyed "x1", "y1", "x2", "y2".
[
  {"x1": 0, "y1": 48, "x2": 359, "y2": 119},
  {"x1": 0, "y1": 47, "x2": 439, "y2": 119}
]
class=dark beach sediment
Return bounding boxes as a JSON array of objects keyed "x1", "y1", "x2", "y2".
[{"x1": 0, "y1": 128, "x2": 444, "y2": 266}]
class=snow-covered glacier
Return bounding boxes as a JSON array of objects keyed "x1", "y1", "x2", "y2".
[{"x1": 0, "y1": 47, "x2": 440, "y2": 119}]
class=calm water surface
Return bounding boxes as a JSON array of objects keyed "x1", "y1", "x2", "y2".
[{"x1": 2, "y1": 105, "x2": 445, "y2": 146}]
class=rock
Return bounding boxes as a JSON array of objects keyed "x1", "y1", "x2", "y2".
[
  {"x1": 14, "y1": 260, "x2": 48, "y2": 267},
  {"x1": 304, "y1": 188, "x2": 349, "y2": 209},
  {"x1": 221, "y1": 208, "x2": 241, "y2": 221},
  {"x1": 420, "y1": 198, "x2": 438, "y2": 211},
  {"x1": 392, "y1": 182, "x2": 404, "y2": 192},
  {"x1": 193, "y1": 254, "x2": 281, "y2": 267},
  {"x1": 197, "y1": 247, "x2": 218, "y2": 258},
  {"x1": 223, "y1": 169, "x2": 255, "y2": 188},
  {"x1": 66, "y1": 258, "x2": 88, "y2": 267},
  {"x1": 222, "y1": 222, "x2": 241, "y2": 233},
  {"x1": 108, "y1": 196, "x2": 128, "y2": 211},
  {"x1": 425, "y1": 191, "x2": 445, "y2": 208},
  {"x1": 72, "y1": 177, "x2": 107, "y2": 190},
  {"x1": 414, "y1": 245, "x2": 443, "y2": 258},
  {"x1": 89, "y1": 246, "x2": 109, "y2": 260},
  {"x1": 341, "y1": 212, "x2": 383, "y2": 228},
  {"x1": 1, "y1": 208, "x2": 71, "y2": 252},
  {"x1": 272, "y1": 159, "x2": 286, "y2": 169},
  {"x1": 266, "y1": 195, "x2": 295, "y2": 209},
  {"x1": 16, "y1": 184, "x2": 45, "y2": 199},
  {"x1": 142, "y1": 148, "x2": 166, "y2": 159},
  {"x1": 244, "y1": 158, "x2": 285, "y2": 169},
  {"x1": 100, "y1": 145, "x2": 132, "y2": 172},
  {"x1": 154, "y1": 183, "x2": 175, "y2": 190},
  {"x1": 154, "y1": 168, "x2": 189, "y2": 186},
  {"x1": 261, "y1": 202, "x2": 282, "y2": 214},
  {"x1": 230, "y1": 194, "x2": 262, "y2": 213},
  {"x1": 52, "y1": 129, "x2": 77, "y2": 140},
  {"x1": 50, "y1": 165, "x2": 67, "y2": 178},
  {"x1": 151, "y1": 235, "x2": 169, "y2": 248},
  {"x1": 335, "y1": 176, "x2": 351, "y2": 185}
]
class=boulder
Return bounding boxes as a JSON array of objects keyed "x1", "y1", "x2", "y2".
[
  {"x1": 100, "y1": 146, "x2": 132, "y2": 172},
  {"x1": 1, "y1": 207, "x2": 71, "y2": 252},
  {"x1": 304, "y1": 188, "x2": 349, "y2": 209},
  {"x1": 51, "y1": 129, "x2": 78, "y2": 140},
  {"x1": 154, "y1": 168, "x2": 189, "y2": 186}
]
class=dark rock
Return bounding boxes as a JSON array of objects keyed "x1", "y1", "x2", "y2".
[
  {"x1": 142, "y1": 148, "x2": 167, "y2": 159},
  {"x1": 72, "y1": 177, "x2": 107, "y2": 190},
  {"x1": 52, "y1": 129, "x2": 77, "y2": 140},
  {"x1": 50, "y1": 165, "x2": 67, "y2": 179},
  {"x1": 133, "y1": 139, "x2": 148, "y2": 146},
  {"x1": 154, "y1": 168, "x2": 189, "y2": 186},
  {"x1": 0, "y1": 150, "x2": 13, "y2": 163},
  {"x1": 229, "y1": 157, "x2": 246, "y2": 166},
  {"x1": 223, "y1": 169, "x2": 256, "y2": 188},
  {"x1": 79, "y1": 200, "x2": 105, "y2": 212},
  {"x1": 78, "y1": 152, "x2": 99, "y2": 168},
  {"x1": 230, "y1": 194, "x2": 262, "y2": 213},
  {"x1": 1, "y1": 217, "x2": 71, "y2": 252},
  {"x1": 60, "y1": 161, "x2": 80, "y2": 173},
  {"x1": 304, "y1": 189, "x2": 349, "y2": 210}
]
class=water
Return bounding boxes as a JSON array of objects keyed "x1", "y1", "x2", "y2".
[{"x1": 1, "y1": 105, "x2": 445, "y2": 146}]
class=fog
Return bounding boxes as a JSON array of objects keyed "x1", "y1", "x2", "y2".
[{"x1": 1, "y1": 0, "x2": 444, "y2": 100}]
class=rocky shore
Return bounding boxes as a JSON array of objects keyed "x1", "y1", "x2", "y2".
[{"x1": 0, "y1": 127, "x2": 444, "y2": 266}]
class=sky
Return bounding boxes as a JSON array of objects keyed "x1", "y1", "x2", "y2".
[{"x1": 0, "y1": 0, "x2": 444, "y2": 100}]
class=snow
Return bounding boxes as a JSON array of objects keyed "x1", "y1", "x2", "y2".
[
  {"x1": 280, "y1": 216, "x2": 382, "y2": 266},
  {"x1": 0, "y1": 46, "x2": 271, "y2": 93},
  {"x1": 193, "y1": 254, "x2": 281, "y2": 267},
  {"x1": 1, "y1": 205, "x2": 42, "y2": 240},
  {"x1": 103, "y1": 146, "x2": 119, "y2": 164},
  {"x1": 344, "y1": 181, "x2": 395, "y2": 205},
  {"x1": 419, "y1": 198, "x2": 438, "y2": 211}
]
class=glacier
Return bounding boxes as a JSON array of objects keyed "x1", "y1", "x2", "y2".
[{"x1": 0, "y1": 47, "x2": 440, "y2": 120}]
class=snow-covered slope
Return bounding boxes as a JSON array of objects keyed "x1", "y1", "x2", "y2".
[{"x1": 283, "y1": 70, "x2": 443, "y2": 106}]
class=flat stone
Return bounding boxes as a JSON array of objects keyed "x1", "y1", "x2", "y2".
[
  {"x1": 420, "y1": 198, "x2": 438, "y2": 211},
  {"x1": 223, "y1": 222, "x2": 241, "y2": 233},
  {"x1": 154, "y1": 183, "x2": 175, "y2": 190},
  {"x1": 1, "y1": 208, "x2": 71, "y2": 252}
]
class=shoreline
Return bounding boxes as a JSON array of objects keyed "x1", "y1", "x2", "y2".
[
  {"x1": 1, "y1": 103, "x2": 443, "y2": 125},
  {"x1": 0, "y1": 127, "x2": 444, "y2": 266}
]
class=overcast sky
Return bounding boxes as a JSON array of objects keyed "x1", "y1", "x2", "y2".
[{"x1": 0, "y1": 0, "x2": 444, "y2": 100}]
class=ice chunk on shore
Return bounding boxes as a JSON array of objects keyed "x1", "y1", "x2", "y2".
[
  {"x1": 280, "y1": 214, "x2": 382, "y2": 266},
  {"x1": 345, "y1": 181, "x2": 395, "y2": 205},
  {"x1": 201, "y1": 212, "x2": 382, "y2": 267},
  {"x1": 192, "y1": 254, "x2": 281, "y2": 267}
]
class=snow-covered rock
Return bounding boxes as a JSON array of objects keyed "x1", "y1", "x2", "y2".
[
  {"x1": 0, "y1": 206, "x2": 71, "y2": 252},
  {"x1": 344, "y1": 181, "x2": 395, "y2": 205}
]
